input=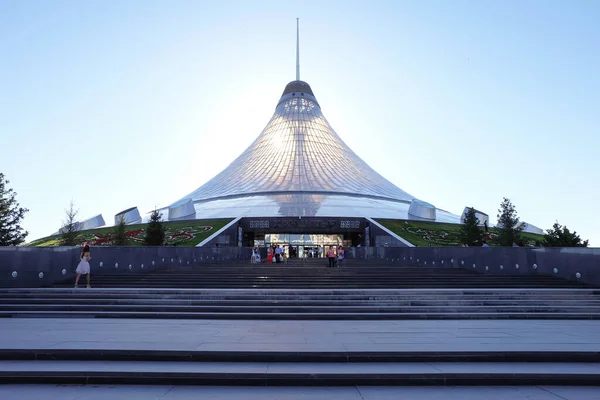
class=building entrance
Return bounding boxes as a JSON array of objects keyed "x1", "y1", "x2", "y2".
[{"x1": 258, "y1": 233, "x2": 345, "y2": 258}]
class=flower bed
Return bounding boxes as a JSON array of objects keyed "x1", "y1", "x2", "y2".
[
  {"x1": 28, "y1": 219, "x2": 232, "y2": 247},
  {"x1": 79, "y1": 225, "x2": 214, "y2": 246},
  {"x1": 376, "y1": 219, "x2": 543, "y2": 247}
]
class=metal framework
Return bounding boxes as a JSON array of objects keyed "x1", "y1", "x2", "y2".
[
  {"x1": 175, "y1": 81, "x2": 415, "y2": 205},
  {"x1": 163, "y1": 22, "x2": 461, "y2": 223}
]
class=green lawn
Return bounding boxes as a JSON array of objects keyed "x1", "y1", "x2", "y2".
[
  {"x1": 375, "y1": 219, "x2": 545, "y2": 247},
  {"x1": 27, "y1": 218, "x2": 233, "y2": 247}
]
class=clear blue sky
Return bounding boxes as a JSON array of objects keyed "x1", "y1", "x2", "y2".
[{"x1": 1, "y1": 0, "x2": 598, "y2": 245}]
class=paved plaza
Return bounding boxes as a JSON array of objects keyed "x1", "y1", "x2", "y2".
[
  {"x1": 1, "y1": 318, "x2": 600, "y2": 353},
  {"x1": 1, "y1": 318, "x2": 600, "y2": 399},
  {"x1": 0, "y1": 384, "x2": 598, "y2": 400}
]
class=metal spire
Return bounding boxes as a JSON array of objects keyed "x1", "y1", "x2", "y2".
[{"x1": 296, "y1": 18, "x2": 300, "y2": 81}]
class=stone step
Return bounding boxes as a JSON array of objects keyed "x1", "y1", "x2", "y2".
[
  {"x1": 54, "y1": 282, "x2": 587, "y2": 289},
  {"x1": 0, "y1": 303, "x2": 600, "y2": 314},
  {"x1": 3, "y1": 287, "x2": 598, "y2": 319},
  {"x1": 59, "y1": 271, "x2": 565, "y2": 276},
  {"x1": 3, "y1": 288, "x2": 598, "y2": 296},
  {"x1": 6, "y1": 287, "x2": 597, "y2": 292},
  {"x1": 6, "y1": 295, "x2": 599, "y2": 302},
  {"x1": 3, "y1": 299, "x2": 599, "y2": 307},
  {"x1": 6, "y1": 384, "x2": 594, "y2": 399},
  {"x1": 3, "y1": 310, "x2": 600, "y2": 319},
  {"x1": 56, "y1": 280, "x2": 572, "y2": 283},
  {"x1": 5, "y1": 293, "x2": 597, "y2": 297},
  {"x1": 84, "y1": 276, "x2": 574, "y2": 281},
  {"x1": 0, "y1": 360, "x2": 598, "y2": 386},
  {"x1": 3, "y1": 289, "x2": 598, "y2": 298},
  {"x1": 4, "y1": 348, "x2": 600, "y2": 363},
  {"x1": 4, "y1": 298, "x2": 600, "y2": 306},
  {"x1": 67, "y1": 274, "x2": 587, "y2": 284},
  {"x1": 84, "y1": 268, "x2": 553, "y2": 274}
]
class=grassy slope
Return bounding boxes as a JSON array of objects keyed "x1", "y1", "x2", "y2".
[
  {"x1": 27, "y1": 218, "x2": 233, "y2": 247},
  {"x1": 376, "y1": 219, "x2": 544, "y2": 247}
]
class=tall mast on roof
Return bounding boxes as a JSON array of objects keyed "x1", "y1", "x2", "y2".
[{"x1": 296, "y1": 18, "x2": 300, "y2": 81}]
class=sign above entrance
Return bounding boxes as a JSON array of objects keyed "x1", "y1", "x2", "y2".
[{"x1": 242, "y1": 217, "x2": 365, "y2": 233}]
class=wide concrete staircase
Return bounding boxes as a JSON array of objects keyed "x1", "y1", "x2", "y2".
[
  {"x1": 1, "y1": 261, "x2": 599, "y2": 388},
  {"x1": 1, "y1": 287, "x2": 599, "y2": 320},
  {"x1": 1, "y1": 262, "x2": 598, "y2": 320},
  {"x1": 56, "y1": 260, "x2": 595, "y2": 289},
  {"x1": 2, "y1": 342, "x2": 600, "y2": 386}
]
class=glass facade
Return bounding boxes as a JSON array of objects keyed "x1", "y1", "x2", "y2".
[
  {"x1": 172, "y1": 80, "x2": 414, "y2": 205},
  {"x1": 260, "y1": 233, "x2": 345, "y2": 259},
  {"x1": 265, "y1": 233, "x2": 343, "y2": 245},
  {"x1": 162, "y1": 80, "x2": 462, "y2": 224}
]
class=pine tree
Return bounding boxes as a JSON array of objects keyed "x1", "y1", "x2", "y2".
[
  {"x1": 60, "y1": 200, "x2": 79, "y2": 246},
  {"x1": 144, "y1": 209, "x2": 165, "y2": 246},
  {"x1": 460, "y1": 207, "x2": 483, "y2": 246},
  {"x1": 113, "y1": 215, "x2": 129, "y2": 246},
  {"x1": 543, "y1": 222, "x2": 589, "y2": 247},
  {"x1": 0, "y1": 173, "x2": 29, "y2": 246},
  {"x1": 495, "y1": 197, "x2": 523, "y2": 246}
]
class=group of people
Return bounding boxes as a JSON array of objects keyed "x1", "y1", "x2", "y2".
[
  {"x1": 250, "y1": 244, "x2": 346, "y2": 267},
  {"x1": 247, "y1": 245, "x2": 286, "y2": 264},
  {"x1": 266, "y1": 245, "x2": 287, "y2": 263}
]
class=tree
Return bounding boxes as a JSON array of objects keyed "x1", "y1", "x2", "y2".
[
  {"x1": 60, "y1": 200, "x2": 79, "y2": 246},
  {"x1": 495, "y1": 197, "x2": 523, "y2": 246},
  {"x1": 460, "y1": 207, "x2": 483, "y2": 246},
  {"x1": 0, "y1": 173, "x2": 29, "y2": 246},
  {"x1": 144, "y1": 209, "x2": 165, "y2": 246},
  {"x1": 543, "y1": 222, "x2": 589, "y2": 247},
  {"x1": 113, "y1": 215, "x2": 129, "y2": 246}
]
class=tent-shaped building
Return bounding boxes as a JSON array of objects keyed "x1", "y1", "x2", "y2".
[
  {"x1": 155, "y1": 22, "x2": 462, "y2": 248},
  {"x1": 168, "y1": 79, "x2": 459, "y2": 224}
]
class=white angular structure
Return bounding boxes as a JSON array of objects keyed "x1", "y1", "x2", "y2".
[
  {"x1": 56, "y1": 214, "x2": 105, "y2": 234},
  {"x1": 79, "y1": 214, "x2": 105, "y2": 231},
  {"x1": 168, "y1": 198, "x2": 196, "y2": 221},
  {"x1": 408, "y1": 200, "x2": 437, "y2": 221},
  {"x1": 115, "y1": 207, "x2": 142, "y2": 225},
  {"x1": 460, "y1": 207, "x2": 489, "y2": 226},
  {"x1": 519, "y1": 222, "x2": 544, "y2": 235}
]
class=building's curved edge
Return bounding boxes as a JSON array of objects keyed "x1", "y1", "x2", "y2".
[
  {"x1": 154, "y1": 193, "x2": 461, "y2": 225},
  {"x1": 182, "y1": 190, "x2": 414, "y2": 206}
]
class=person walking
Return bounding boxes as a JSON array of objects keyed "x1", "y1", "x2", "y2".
[
  {"x1": 327, "y1": 246, "x2": 336, "y2": 268},
  {"x1": 254, "y1": 249, "x2": 261, "y2": 263},
  {"x1": 337, "y1": 246, "x2": 345, "y2": 267},
  {"x1": 75, "y1": 244, "x2": 92, "y2": 288}
]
